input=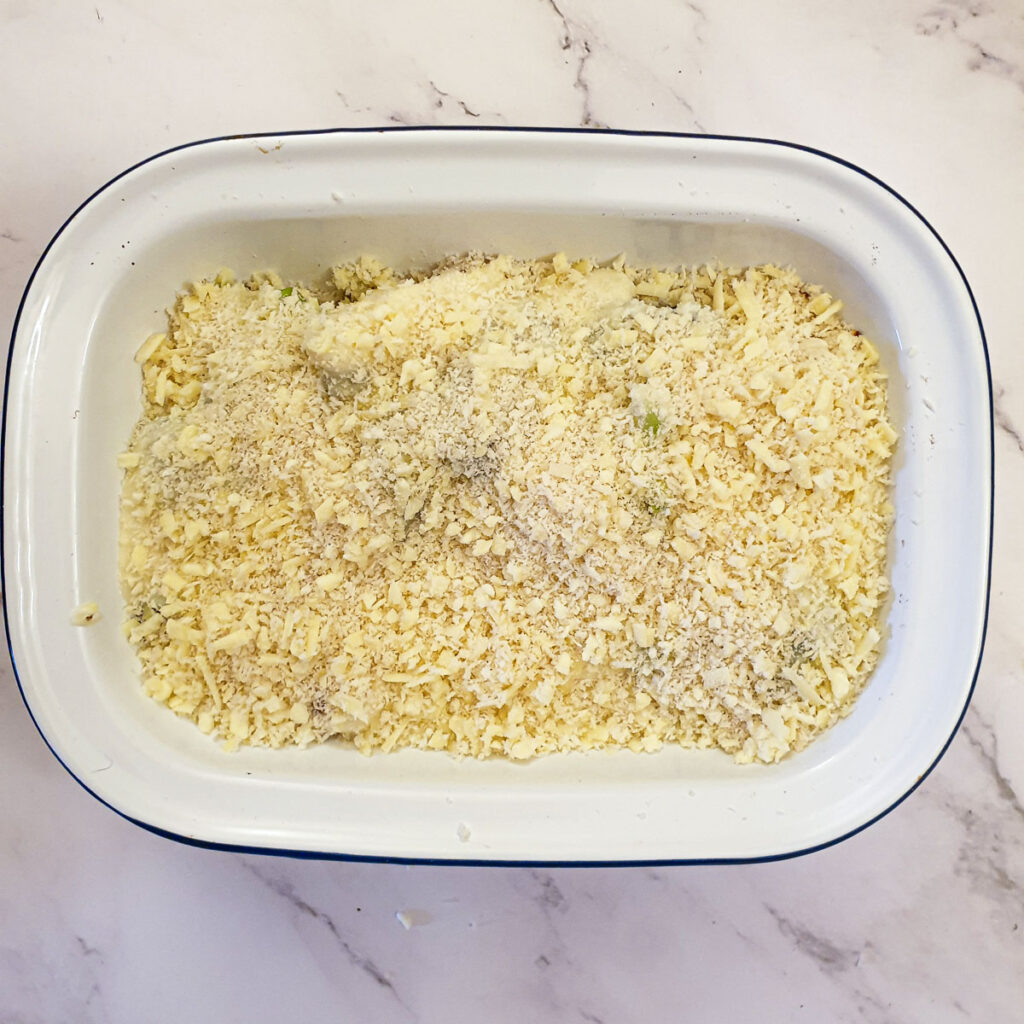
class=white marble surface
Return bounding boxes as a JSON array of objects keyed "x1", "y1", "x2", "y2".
[{"x1": 2, "y1": 1, "x2": 1022, "y2": 1020}]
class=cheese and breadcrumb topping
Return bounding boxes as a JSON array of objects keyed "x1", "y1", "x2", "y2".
[{"x1": 118, "y1": 254, "x2": 895, "y2": 764}]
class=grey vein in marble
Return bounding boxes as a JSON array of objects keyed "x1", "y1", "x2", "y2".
[
  {"x1": 660, "y1": 80, "x2": 705, "y2": 133},
  {"x1": 916, "y1": 0, "x2": 989, "y2": 38},
  {"x1": 73, "y1": 935, "x2": 105, "y2": 1018},
  {"x1": 542, "y1": 0, "x2": 609, "y2": 128},
  {"x1": 505, "y1": 869, "x2": 583, "y2": 1017},
  {"x1": 994, "y1": 387, "x2": 1024, "y2": 452},
  {"x1": 765, "y1": 906, "x2": 861, "y2": 975},
  {"x1": 961, "y1": 706, "x2": 1024, "y2": 824},
  {"x1": 334, "y1": 89, "x2": 413, "y2": 127},
  {"x1": 427, "y1": 79, "x2": 481, "y2": 119},
  {"x1": 965, "y1": 40, "x2": 1024, "y2": 93},
  {"x1": 243, "y1": 861, "x2": 409, "y2": 1012},
  {"x1": 685, "y1": 1, "x2": 707, "y2": 45},
  {"x1": 931, "y1": 709, "x2": 1024, "y2": 928},
  {"x1": 336, "y1": 79, "x2": 499, "y2": 128},
  {"x1": 915, "y1": 0, "x2": 1024, "y2": 94},
  {"x1": 75, "y1": 935, "x2": 103, "y2": 962},
  {"x1": 529, "y1": 869, "x2": 569, "y2": 913},
  {"x1": 674, "y1": 2, "x2": 710, "y2": 130},
  {"x1": 333, "y1": 90, "x2": 372, "y2": 115},
  {"x1": 763, "y1": 908, "x2": 903, "y2": 1024}
]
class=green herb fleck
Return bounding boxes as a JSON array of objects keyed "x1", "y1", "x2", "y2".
[
  {"x1": 788, "y1": 634, "x2": 816, "y2": 664},
  {"x1": 280, "y1": 286, "x2": 293, "y2": 298},
  {"x1": 641, "y1": 411, "x2": 661, "y2": 437}
]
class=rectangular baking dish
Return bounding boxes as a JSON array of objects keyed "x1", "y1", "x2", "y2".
[{"x1": 2, "y1": 128, "x2": 991, "y2": 863}]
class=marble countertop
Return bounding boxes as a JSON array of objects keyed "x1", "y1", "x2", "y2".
[{"x1": 2, "y1": 1, "x2": 1022, "y2": 1020}]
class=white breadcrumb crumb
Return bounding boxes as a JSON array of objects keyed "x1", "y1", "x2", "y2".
[
  {"x1": 395, "y1": 909, "x2": 430, "y2": 929},
  {"x1": 118, "y1": 254, "x2": 894, "y2": 764}
]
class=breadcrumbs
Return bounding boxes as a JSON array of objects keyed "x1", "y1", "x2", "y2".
[{"x1": 118, "y1": 254, "x2": 895, "y2": 763}]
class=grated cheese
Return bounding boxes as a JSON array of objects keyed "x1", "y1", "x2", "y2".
[
  {"x1": 118, "y1": 253, "x2": 895, "y2": 764},
  {"x1": 71, "y1": 601, "x2": 101, "y2": 626}
]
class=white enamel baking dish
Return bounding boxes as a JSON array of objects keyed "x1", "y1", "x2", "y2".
[{"x1": 2, "y1": 129, "x2": 991, "y2": 863}]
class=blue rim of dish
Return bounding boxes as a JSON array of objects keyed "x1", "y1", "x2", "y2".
[{"x1": 1, "y1": 125, "x2": 994, "y2": 866}]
